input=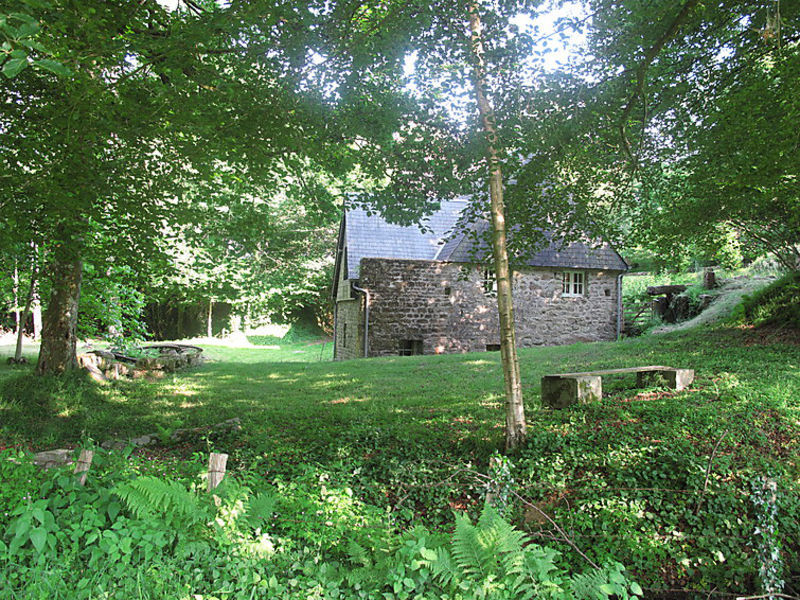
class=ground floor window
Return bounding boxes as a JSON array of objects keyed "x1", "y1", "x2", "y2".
[
  {"x1": 559, "y1": 271, "x2": 585, "y2": 297},
  {"x1": 399, "y1": 339, "x2": 423, "y2": 356}
]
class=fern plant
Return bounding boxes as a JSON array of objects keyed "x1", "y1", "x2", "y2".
[
  {"x1": 429, "y1": 505, "x2": 564, "y2": 599},
  {"x1": 428, "y1": 504, "x2": 643, "y2": 600},
  {"x1": 113, "y1": 476, "x2": 209, "y2": 530}
]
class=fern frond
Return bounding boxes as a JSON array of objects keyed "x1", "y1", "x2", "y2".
[
  {"x1": 571, "y1": 568, "x2": 608, "y2": 600},
  {"x1": 451, "y1": 512, "x2": 491, "y2": 580},
  {"x1": 347, "y1": 540, "x2": 371, "y2": 567},
  {"x1": 430, "y1": 546, "x2": 460, "y2": 587},
  {"x1": 245, "y1": 492, "x2": 276, "y2": 527},
  {"x1": 114, "y1": 476, "x2": 205, "y2": 528}
]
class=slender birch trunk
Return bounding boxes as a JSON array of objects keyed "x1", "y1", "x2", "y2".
[
  {"x1": 32, "y1": 289, "x2": 42, "y2": 341},
  {"x1": 468, "y1": 3, "x2": 527, "y2": 451},
  {"x1": 12, "y1": 262, "x2": 21, "y2": 337},
  {"x1": 207, "y1": 298, "x2": 214, "y2": 338},
  {"x1": 14, "y1": 265, "x2": 38, "y2": 362},
  {"x1": 36, "y1": 244, "x2": 83, "y2": 375}
]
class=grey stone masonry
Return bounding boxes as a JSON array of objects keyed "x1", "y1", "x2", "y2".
[
  {"x1": 357, "y1": 258, "x2": 622, "y2": 358},
  {"x1": 334, "y1": 296, "x2": 365, "y2": 360}
]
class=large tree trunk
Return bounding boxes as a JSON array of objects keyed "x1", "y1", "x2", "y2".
[
  {"x1": 36, "y1": 247, "x2": 82, "y2": 375},
  {"x1": 468, "y1": 4, "x2": 527, "y2": 451}
]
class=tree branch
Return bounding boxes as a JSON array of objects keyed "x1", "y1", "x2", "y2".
[{"x1": 618, "y1": 0, "x2": 701, "y2": 164}]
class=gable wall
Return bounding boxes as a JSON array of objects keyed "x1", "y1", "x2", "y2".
[
  {"x1": 359, "y1": 258, "x2": 621, "y2": 357},
  {"x1": 334, "y1": 296, "x2": 364, "y2": 360}
]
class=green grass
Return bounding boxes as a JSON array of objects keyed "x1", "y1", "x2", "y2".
[{"x1": 1, "y1": 325, "x2": 799, "y2": 593}]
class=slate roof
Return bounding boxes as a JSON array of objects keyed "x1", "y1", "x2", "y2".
[
  {"x1": 340, "y1": 200, "x2": 627, "y2": 280},
  {"x1": 436, "y1": 220, "x2": 628, "y2": 271},
  {"x1": 343, "y1": 199, "x2": 467, "y2": 279}
]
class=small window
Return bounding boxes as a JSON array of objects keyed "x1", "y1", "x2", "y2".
[
  {"x1": 444, "y1": 286, "x2": 452, "y2": 296},
  {"x1": 342, "y1": 323, "x2": 347, "y2": 345},
  {"x1": 482, "y1": 268, "x2": 497, "y2": 298},
  {"x1": 399, "y1": 339, "x2": 423, "y2": 356},
  {"x1": 486, "y1": 344, "x2": 501, "y2": 352},
  {"x1": 560, "y1": 271, "x2": 585, "y2": 297}
]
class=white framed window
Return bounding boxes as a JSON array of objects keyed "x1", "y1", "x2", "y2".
[
  {"x1": 559, "y1": 271, "x2": 585, "y2": 297},
  {"x1": 482, "y1": 268, "x2": 497, "y2": 298}
]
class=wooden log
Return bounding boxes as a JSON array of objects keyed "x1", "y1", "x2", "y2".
[
  {"x1": 73, "y1": 449, "x2": 94, "y2": 486},
  {"x1": 207, "y1": 452, "x2": 228, "y2": 492}
]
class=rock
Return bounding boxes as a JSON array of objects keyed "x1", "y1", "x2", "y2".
[
  {"x1": 33, "y1": 449, "x2": 73, "y2": 469},
  {"x1": 646, "y1": 284, "x2": 688, "y2": 297},
  {"x1": 130, "y1": 435, "x2": 152, "y2": 447}
]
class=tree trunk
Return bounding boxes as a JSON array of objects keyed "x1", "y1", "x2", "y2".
[
  {"x1": 36, "y1": 247, "x2": 82, "y2": 375},
  {"x1": 32, "y1": 292, "x2": 42, "y2": 340},
  {"x1": 207, "y1": 298, "x2": 214, "y2": 338},
  {"x1": 14, "y1": 266, "x2": 38, "y2": 362},
  {"x1": 12, "y1": 262, "x2": 21, "y2": 337},
  {"x1": 468, "y1": 4, "x2": 527, "y2": 451}
]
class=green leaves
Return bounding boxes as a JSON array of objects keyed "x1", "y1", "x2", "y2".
[
  {"x1": 28, "y1": 527, "x2": 47, "y2": 553},
  {"x1": 2, "y1": 56, "x2": 28, "y2": 78},
  {"x1": 33, "y1": 57, "x2": 70, "y2": 76}
]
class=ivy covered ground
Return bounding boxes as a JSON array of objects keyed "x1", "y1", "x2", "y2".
[{"x1": 1, "y1": 323, "x2": 798, "y2": 598}]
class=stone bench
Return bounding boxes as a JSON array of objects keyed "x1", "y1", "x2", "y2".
[{"x1": 541, "y1": 366, "x2": 694, "y2": 409}]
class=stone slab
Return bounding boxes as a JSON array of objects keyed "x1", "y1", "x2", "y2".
[
  {"x1": 33, "y1": 449, "x2": 73, "y2": 469},
  {"x1": 543, "y1": 366, "x2": 694, "y2": 409},
  {"x1": 636, "y1": 368, "x2": 694, "y2": 390},
  {"x1": 541, "y1": 375, "x2": 602, "y2": 409}
]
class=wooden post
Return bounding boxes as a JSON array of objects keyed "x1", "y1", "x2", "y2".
[
  {"x1": 73, "y1": 449, "x2": 94, "y2": 486},
  {"x1": 207, "y1": 452, "x2": 228, "y2": 491},
  {"x1": 703, "y1": 268, "x2": 717, "y2": 289}
]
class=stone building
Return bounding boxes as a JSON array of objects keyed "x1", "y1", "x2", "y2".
[{"x1": 332, "y1": 199, "x2": 628, "y2": 360}]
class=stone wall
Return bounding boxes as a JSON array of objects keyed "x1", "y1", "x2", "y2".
[
  {"x1": 358, "y1": 258, "x2": 622, "y2": 357},
  {"x1": 334, "y1": 297, "x2": 364, "y2": 360}
]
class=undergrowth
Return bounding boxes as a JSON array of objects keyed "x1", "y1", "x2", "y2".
[
  {"x1": 733, "y1": 270, "x2": 800, "y2": 329},
  {"x1": 0, "y1": 449, "x2": 640, "y2": 599}
]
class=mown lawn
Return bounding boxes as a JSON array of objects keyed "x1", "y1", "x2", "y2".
[{"x1": 1, "y1": 326, "x2": 799, "y2": 595}]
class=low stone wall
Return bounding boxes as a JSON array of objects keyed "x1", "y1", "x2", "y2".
[{"x1": 78, "y1": 345, "x2": 203, "y2": 381}]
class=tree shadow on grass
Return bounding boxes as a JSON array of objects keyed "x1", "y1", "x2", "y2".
[{"x1": 0, "y1": 370, "x2": 110, "y2": 446}]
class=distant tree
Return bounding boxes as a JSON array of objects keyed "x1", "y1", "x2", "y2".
[{"x1": 0, "y1": 1, "x2": 362, "y2": 373}]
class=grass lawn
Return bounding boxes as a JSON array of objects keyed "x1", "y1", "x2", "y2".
[{"x1": 1, "y1": 325, "x2": 799, "y2": 594}]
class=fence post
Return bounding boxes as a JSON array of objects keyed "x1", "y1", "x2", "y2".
[
  {"x1": 207, "y1": 453, "x2": 228, "y2": 492},
  {"x1": 73, "y1": 449, "x2": 94, "y2": 486}
]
